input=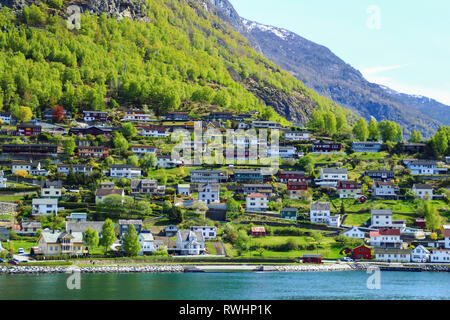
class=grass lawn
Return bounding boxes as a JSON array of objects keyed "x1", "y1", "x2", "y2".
[
  {"x1": 205, "y1": 242, "x2": 217, "y2": 255},
  {"x1": 3, "y1": 239, "x2": 37, "y2": 252},
  {"x1": 0, "y1": 195, "x2": 24, "y2": 202},
  {"x1": 224, "y1": 243, "x2": 343, "y2": 259}
]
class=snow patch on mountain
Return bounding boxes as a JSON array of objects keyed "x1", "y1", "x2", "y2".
[{"x1": 242, "y1": 19, "x2": 292, "y2": 41}]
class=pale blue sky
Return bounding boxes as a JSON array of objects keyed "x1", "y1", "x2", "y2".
[{"x1": 229, "y1": 0, "x2": 450, "y2": 105}]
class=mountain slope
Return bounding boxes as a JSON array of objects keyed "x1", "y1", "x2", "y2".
[
  {"x1": 241, "y1": 19, "x2": 445, "y2": 138},
  {"x1": 0, "y1": 0, "x2": 355, "y2": 126},
  {"x1": 191, "y1": 0, "x2": 447, "y2": 137}
]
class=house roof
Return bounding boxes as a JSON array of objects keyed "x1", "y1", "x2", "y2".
[
  {"x1": 40, "y1": 230, "x2": 83, "y2": 244},
  {"x1": 371, "y1": 209, "x2": 392, "y2": 216},
  {"x1": 374, "y1": 248, "x2": 411, "y2": 255},
  {"x1": 177, "y1": 230, "x2": 204, "y2": 242},
  {"x1": 280, "y1": 171, "x2": 305, "y2": 176},
  {"x1": 32, "y1": 198, "x2": 58, "y2": 205},
  {"x1": 247, "y1": 193, "x2": 267, "y2": 198},
  {"x1": 413, "y1": 184, "x2": 433, "y2": 190},
  {"x1": 95, "y1": 189, "x2": 124, "y2": 197},
  {"x1": 41, "y1": 180, "x2": 63, "y2": 189},
  {"x1": 251, "y1": 227, "x2": 266, "y2": 233},
  {"x1": 198, "y1": 184, "x2": 220, "y2": 193},
  {"x1": 22, "y1": 222, "x2": 42, "y2": 228},
  {"x1": 373, "y1": 181, "x2": 394, "y2": 187},
  {"x1": 321, "y1": 168, "x2": 348, "y2": 174},
  {"x1": 370, "y1": 228, "x2": 400, "y2": 237},
  {"x1": 119, "y1": 219, "x2": 143, "y2": 226},
  {"x1": 310, "y1": 202, "x2": 330, "y2": 211},
  {"x1": 140, "y1": 233, "x2": 154, "y2": 241},
  {"x1": 66, "y1": 221, "x2": 104, "y2": 233},
  {"x1": 131, "y1": 179, "x2": 158, "y2": 189}
]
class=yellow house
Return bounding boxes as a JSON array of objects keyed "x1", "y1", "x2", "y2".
[{"x1": 38, "y1": 230, "x2": 87, "y2": 256}]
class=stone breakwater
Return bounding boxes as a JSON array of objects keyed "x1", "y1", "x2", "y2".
[
  {"x1": 274, "y1": 263, "x2": 370, "y2": 272},
  {"x1": 0, "y1": 265, "x2": 184, "y2": 274}
]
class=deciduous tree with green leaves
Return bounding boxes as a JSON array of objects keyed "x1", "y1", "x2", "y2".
[
  {"x1": 122, "y1": 224, "x2": 141, "y2": 256},
  {"x1": 100, "y1": 218, "x2": 117, "y2": 254}
]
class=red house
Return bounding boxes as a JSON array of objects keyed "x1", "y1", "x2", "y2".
[
  {"x1": 251, "y1": 227, "x2": 266, "y2": 237},
  {"x1": 352, "y1": 245, "x2": 372, "y2": 260},
  {"x1": 302, "y1": 254, "x2": 322, "y2": 264},
  {"x1": 415, "y1": 218, "x2": 427, "y2": 229},
  {"x1": 16, "y1": 123, "x2": 41, "y2": 136},
  {"x1": 287, "y1": 181, "x2": 308, "y2": 191},
  {"x1": 312, "y1": 142, "x2": 342, "y2": 153},
  {"x1": 83, "y1": 111, "x2": 108, "y2": 122},
  {"x1": 279, "y1": 171, "x2": 311, "y2": 183}
]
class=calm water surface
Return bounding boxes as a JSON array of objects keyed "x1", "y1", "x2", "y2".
[{"x1": 0, "y1": 271, "x2": 449, "y2": 300}]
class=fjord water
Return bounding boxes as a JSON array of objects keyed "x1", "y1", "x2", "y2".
[{"x1": 0, "y1": 271, "x2": 449, "y2": 300}]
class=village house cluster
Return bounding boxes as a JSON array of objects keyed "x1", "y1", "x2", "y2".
[{"x1": 0, "y1": 108, "x2": 449, "y2": 263}]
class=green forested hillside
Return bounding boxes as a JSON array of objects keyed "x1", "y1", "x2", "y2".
[{"x1": 0, "y1": 0, "x2": 350, "y2": 124}]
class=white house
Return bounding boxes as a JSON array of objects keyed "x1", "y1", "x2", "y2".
[
  {"x1": 342, "y1": 227, "x2": 365, "y2": 239},
  {"x1": 372, "y1": 181, "x2": 397, "y2": 198},
  {"x1": 131, "y1": 145, "x2": 159, "y2": 156},
  {"x1": 198, "y1": 184, "x2": 220, "y2": 204},
  {"x1": 371, "y1": 209, "x2": 393, "y2": 228},
  {"x1": 369, "y1": 229, "x2": 403, "y2": 248},
  {"x1": 32, "y1": 198, "x2": 58, "y2": 216},
  {"x1": 95, "y1": 188, "x2": 125, "y2": 203},
  {"x1": 310, "y1": 202, "x2": 331, "y2": 224},
  {"x1": 317, "y1": 168, "x2": 348, "y2": 187},
  {"x1": 139, "y1": 126, "x2": 169, "y2": 137},
  {"x1": 412, "y1": 184, "x2": 434, "y2": 200},
  {"x1": 268, "y1": 146, "x2": 297, "y2": 159},
  {"x1": 328, "y1": 215, "x2": 341, "y2": 227},
  {"x1": 57, "y1": 164, "x2": 93, "y2": 175},
  {"x1": 251, "y1": 121, "x2": 283, "y2": 129},
  {"x1": 139, "y1": 232, "x2": 156, "y2": 255},
  {"x1": 190, "y1": 226, "x2": 217, "y2": 240},
  {"x1": 177, "y1": 184, "x2": 190, "y2": 196},
  {"x1": 374, "y1": 249, "x2": 411, "y2": 262},
  {"x1": 175, "y1": 230, "x2": 205, "y2": 255},
  {"x1": 284, "y1": 131, "x2": 311, "y2": 141},
  {"x1": 110, "y1": 165, "x2": 142, "y2": 179},
  {"x1": 246, "y1": 193, "x2": 269, "y2": 212},
  {"x1": 156, "y1": 155, "x2": 182, "y2": 169},
  {"x1": 41, "y1": 181, "x2": 63, "y2": 198},
  {"x1": 0, "y1": 112, "x2": 12, "y2": 124},
  {"x1": 411, "y1": 245, "x2": 430, "y2": 263},
  {"x1": 12, "y1": 162, "x2": 48, "y2": 176},
  {"x1": 430, "y1": 249, "x2": 450, "y2": 263},
  {"x1": 122, "y1": 111, "x2": 154, "y2": 122},
  {"x1": 404, "y1": 159, "x2": 447, "y2": 175}
]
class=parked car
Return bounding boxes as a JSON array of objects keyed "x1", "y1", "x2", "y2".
[
  {"x1": 8, "y1": 259, "x2": 19, "y2": 265},
  {"x1": 339, "y1": 257, "x2": 354, "y2": 262},
  {"x1": 18, "y1": 248, "x2": 24, "y2": 254},
  {"x1": 0, "y1": 258, "x2": 6, "y2": 263}
]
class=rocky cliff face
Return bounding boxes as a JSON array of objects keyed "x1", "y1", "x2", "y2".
[
  {"x1": 191, "y1": 0, "x2": 261, "y2": 52},
  {"x1": 2, "y1": 0, "x2": 150, "y2": 21}
]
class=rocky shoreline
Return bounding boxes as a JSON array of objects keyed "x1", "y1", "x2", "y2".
[
  {"x1": 0, "y1": 263, "x2": 449, "y2": 274},
  {"x1": 0, "y1": 265, "x2": 185, "y2": 274}
]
